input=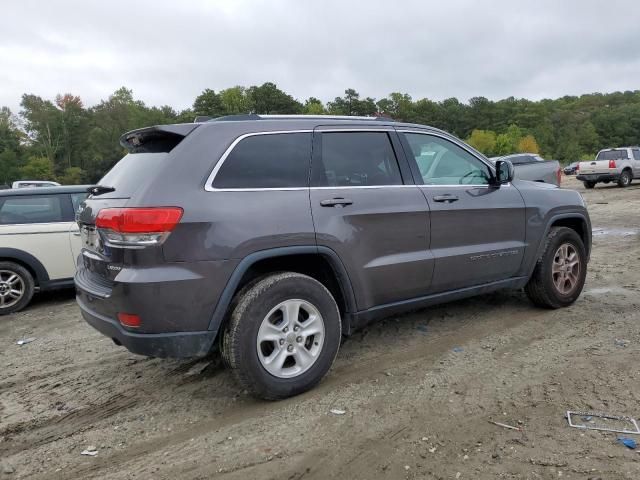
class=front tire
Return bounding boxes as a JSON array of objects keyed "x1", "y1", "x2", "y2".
[
  {"x1": 0, "y1": 262, "x2": 35, "y2": 315},
  {"x1": 525, "y1": 227, "x2": 587, "y2": 309},
  {"x1": 583, "y1": 181, "x2": 596, "y2": 189},
  {"x1": 222, "y1": 272, "x2": 341, "y2": 400},
  {"x1": 618, "y1": 170, "x2": 631, "y2": 187}
]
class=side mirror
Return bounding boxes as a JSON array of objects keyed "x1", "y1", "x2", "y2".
[{"x1": 494, "y1": 160, "x2": 514, "y2": 185}]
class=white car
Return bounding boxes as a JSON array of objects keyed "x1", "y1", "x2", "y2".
[
  {"x1": 12, "y1": 180, "x2": 61, "y2": 189},
  {"x1": 0, "y1": 186, "x2": 88, "y2": 314}
]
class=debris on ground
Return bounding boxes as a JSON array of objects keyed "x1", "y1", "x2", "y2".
[
  {"x1": 614, "y1": 338, "x2": 630, "y2": 348},
  {"x1": 489, "y1": 420, "x2": 521, "y2": 431},
  {"x1": 80, "y1": 446, "x2": 98, "y2": 456},
  {"x1": 452, "y1": 346, "x2": 463, "y2": 353},
  {"x1": 566, "y1": 411, "x2": 640, "y2": 435},
  {"x1": 330, "y1": 409, "x2": 346, "y2": 415},
  {"x1": 416, "y1": 324, "x2": 428, "y2": 334},
  {"x1": 617, "y1": 437, "x2": 637, "y2": 449},
  {"x1": 15, "y1": 337, "x2": 36, "y2": 346},
  {"x1": 2, "y1": 462, "x2": 15, "y2": 474}
]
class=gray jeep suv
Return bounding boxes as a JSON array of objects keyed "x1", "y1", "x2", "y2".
[{"x1": 75, "y1": 115, "x2": 591, "y2": 399}]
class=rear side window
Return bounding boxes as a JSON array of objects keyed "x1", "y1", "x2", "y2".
[
  {"x1": 596, "y1": 150, "x2": 628, "y2": 160},
  {"x1": 632, "y1": 149, "x2": 640, "y2": 160},
  {"x1": 0, "y1": 195, "x2": 64, "y2": 224},
  {"x1": 313, "y1": 132, "x2": 403, "y2": 187},
  {"x1": 212, "y1": 133, "x2": 311, "y2": 189}
]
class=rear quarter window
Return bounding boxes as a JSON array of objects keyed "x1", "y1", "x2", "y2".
[
  {"x1": 0, "y1": 195, "x2": 64, "y2": 224},
  {"x1": 212, "y1": 132, "x2": 312, "y2": 189}
]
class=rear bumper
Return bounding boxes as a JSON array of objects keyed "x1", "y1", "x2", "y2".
[
  {"x1": 77, "y1": 294, "x2": 215, "y2": 358},
  {"x1": 576, "y1": 173, "x2": 619, "y2": 182}
]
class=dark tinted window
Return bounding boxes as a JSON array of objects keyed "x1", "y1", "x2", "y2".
[
  {"x1": 632, "y1": 149, "x2": 640, "y2": 160},
  {"x1": 0, "y1": 195, "x2": 64, "y2": 224},
  {"x1": 596, "y1": 149, "x2": 628, "y2": 160},
  {"x1": 100, "y1": 153, "x2": 170, "y2": 197},
  {"x1": 213, "y1": 133, "x2": 311, "y2": 189},
  {"x1": 314, "y1": 132, "x2": 402, "y2": 187}
]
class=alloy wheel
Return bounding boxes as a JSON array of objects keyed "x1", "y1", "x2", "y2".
[
  {"x1": 551, "y1": 243, "x2": 581, "y2": 295},
  {"x1": 0, "y1": 270, "x2": 25, "y2": 309},
  {"x1": 256, "y1": 299, "x2": 325, "y2": 378}
]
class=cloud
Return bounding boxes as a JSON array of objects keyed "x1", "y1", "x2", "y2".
[{"x1": 2, "y1": 0, "x2": 640, "y2": 112}]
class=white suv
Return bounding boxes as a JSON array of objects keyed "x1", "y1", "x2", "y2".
[{"x1": 0, "y1": 186, "x2": 88, "y2": 314}]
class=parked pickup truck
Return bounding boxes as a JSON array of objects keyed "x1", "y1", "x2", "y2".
[
  {"x1": 576, "y1": 147, "x2": 640, "y2": 189},
  {"x1": 490, "y1": 153, "x2": 561, "y2": 186}
]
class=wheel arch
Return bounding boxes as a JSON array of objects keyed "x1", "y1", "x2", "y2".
[
  {"x1": 207, "y1": 246, "x2": 357, "y2": 339},
  {"x1": 0, "y1": 248, "x2": 49, "y2": 287},
  {"x1": 530, "y1": 214, "x2": 591, "y2": 278}
]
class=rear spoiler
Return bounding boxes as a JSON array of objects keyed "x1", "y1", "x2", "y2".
[{"x1": 119, "y1": 124, "x2": 200, "y2": 153}]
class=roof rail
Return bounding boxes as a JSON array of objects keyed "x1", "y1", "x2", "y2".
[
  {"x1": 199, "y1": 114, "x2": 396, "y2": 123},
  {"x1": 259, "y1": 114, "x2": 395, "y2": 121}
]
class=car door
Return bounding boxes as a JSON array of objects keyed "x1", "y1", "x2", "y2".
[
  {"x1": 309, "y1": 127, "x2": 432, "y2": 311},
  {"x1": 0, "y1": 194, "x2": 76, "y2": 280},
  {"x1": 398, "y1": 130, "x2": 526, "y2": 293}
]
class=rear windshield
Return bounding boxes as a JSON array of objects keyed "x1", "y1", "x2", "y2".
[
  {"x1": 98, "y1": 153, "x2": 169, "y2": 197},
  {"x1": 596, "y1": 150, "x2": 628, "y2": 160}
]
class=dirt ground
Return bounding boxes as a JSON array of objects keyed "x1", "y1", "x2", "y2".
[{"x1": 1, "y1": 175, "x2": 639, "y2": 480}]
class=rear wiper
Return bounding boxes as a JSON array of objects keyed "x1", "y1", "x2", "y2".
[{"x1": 88, "y1": 185, "x2": 116, "y2": 196}]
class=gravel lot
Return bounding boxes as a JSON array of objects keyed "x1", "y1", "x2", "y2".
[{"x1": 1, "y1": 176, "x2": 639, "y2": 479}]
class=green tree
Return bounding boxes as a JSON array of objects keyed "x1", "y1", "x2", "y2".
[
  {"x1": 304, "y1": 97, "x2": 325, "y2": 115},
  {"x1": 466, "y1": 129, "x2": 497, "y2": 155},
  {"x1": 57, "y1": 166, "x2": 85, "y2": 185},
  {"x1": 20, "y1": 156, "x2": 54, "y2": 180},
  {"x1": 219, "y1": 86, "x2": 250, "y2": 114},
  {"x1": 247, "y1": 82, "x2": 303, "y2": 114},
  {"x1": 193, "y1": 89, "x2": 225, "y2": 117}
]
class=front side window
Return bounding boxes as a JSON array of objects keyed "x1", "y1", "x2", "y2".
[
  {"x1": 404, "y1": 133, "x2": 491, "y2": 185},
  {"x1": 212, "y1": 133, "x2": 311, "y2": 189},
  {"x1": 0, "y1": 195, "x2": 64, "y2": 224},
  {"x1": 313, "y1": 132, "x2": 403, "y2": 187}
]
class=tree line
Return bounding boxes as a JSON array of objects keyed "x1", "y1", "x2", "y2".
[{"x1": 2, "y1": 82, "x2": 640, "y2": 185}]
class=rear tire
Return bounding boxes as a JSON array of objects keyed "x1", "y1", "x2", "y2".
[
  {"x1": 583, "y1": 181, "x2": 596, "y2": 189},
  {"x1": 222, "y1": 272, "x2": 341, "y2": 400},
  {"x1": 0, "y1": 262, "x2": 35, "y2": 316},
  {"x1": 618, "y1": 170, "x2": 631, "y2": 187},
  {"x1": 525, "y1": 227, "x2": 587, "y2": 309}
]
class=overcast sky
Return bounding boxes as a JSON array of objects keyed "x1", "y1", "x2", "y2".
[{"x1": 2, "y1": 0, "x2": 640, "y2": 112}]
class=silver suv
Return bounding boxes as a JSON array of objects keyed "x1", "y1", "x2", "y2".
[{"x1": 75, "y1": 115, "x2": 591, "y2": 399}]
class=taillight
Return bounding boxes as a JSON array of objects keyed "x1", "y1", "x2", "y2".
[
  {"x1": 118, "y1": 312, "x2": 141, "y2": 328},
  {"x1": 96, "y1": 207, "x2": 183, "y2": 248},
  {"x1": 575, "y1": 163, "x2": 579, "y2": 171},
  {"x1": 608, "y1": 160, "x2": 616, "y2": 169}
]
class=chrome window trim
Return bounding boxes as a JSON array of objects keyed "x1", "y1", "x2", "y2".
[
  {"x1": 204, "y1": 130, "x2": 313, "y2": 192},
  {"x1": 206, "y1": 128, "x2": 398, "y2": 192}
]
